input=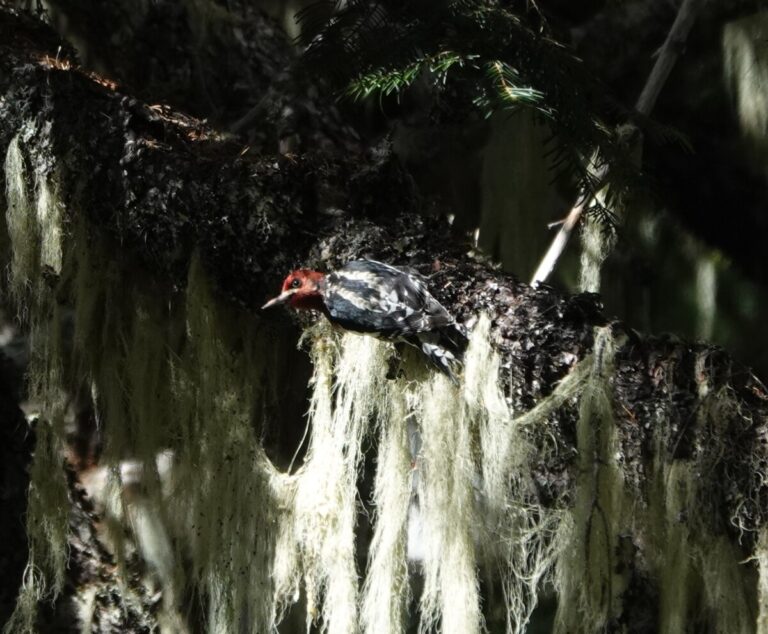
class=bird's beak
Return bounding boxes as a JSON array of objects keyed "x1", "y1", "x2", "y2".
[{"x1": 261, "y1": 289, "x2": 296, "y2": 309}]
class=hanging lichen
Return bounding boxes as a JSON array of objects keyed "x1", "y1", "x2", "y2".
[
  {"x1": 2, "y1": 130, "x2": 73, "y2": 634},
  {"x1": 554, "y1": 327, "x2": 633, "y2": 631},
  {"x1": 289, "y1": 328, "x2": 391, "y2": 631},
  {"x1": 4, "y1": 134, "x2": 38, "y2": 308},
  {"x1": 360, "y1": 376, "x2": 412, "y2": 634}
]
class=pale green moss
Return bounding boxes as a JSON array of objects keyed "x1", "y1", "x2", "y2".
[
  {"x1": 3, "y1": 133, "x2": 70, "y2": 634},
  {"x1": 757, "y1": 529, "x2": 768, "y2": 633},
  {"x1": 361, "y1": 378, "x2": 412, "y2": 634},
  {"x1": 554, "y1": 327, "x2": 632, "y2": 633},
  {"x1": 3, "y1": 419, "x2": 70, "y2": 634},
  {"x1": 723, "y1": 14, "x2": 768, "y2": 146},
  {"x1": 4, "y1": 134, "x2": 38, "y2": 308},
  {"x1": 416, "y1": 374, "x2": 482, "y2": 634}
]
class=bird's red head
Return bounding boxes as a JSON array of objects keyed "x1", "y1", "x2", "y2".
[{"x1": 261, "y1": 269, "x2": 326, "y2": 311}]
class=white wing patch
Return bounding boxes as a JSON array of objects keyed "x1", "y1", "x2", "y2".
[
  {"x1": 332, "y1": 285, "x2": 380, "y2": 311},
  {"x1": 334, "y1": 270, "x2": 379, "y2": 285}
]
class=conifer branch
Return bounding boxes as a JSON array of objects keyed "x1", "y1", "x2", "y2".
[{"x1": 530, "y1": 0, "x2": 705, "y2": 286}]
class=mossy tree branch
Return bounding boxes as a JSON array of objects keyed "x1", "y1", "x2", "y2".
[{"x1": 2, "y1": 7, "x2": 768, "y2": 634}]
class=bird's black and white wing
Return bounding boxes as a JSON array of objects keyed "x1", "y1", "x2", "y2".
[
  {"x1": 323, "y1": 259, "x2": 468, "y2": 381},
  {"x1": 323, "y1": 259, "x2": 453, "y2": 338}
]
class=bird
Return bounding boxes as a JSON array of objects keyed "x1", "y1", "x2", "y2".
[{"x1": 262, "y1": 259, "x2": 468, "y2": 381}]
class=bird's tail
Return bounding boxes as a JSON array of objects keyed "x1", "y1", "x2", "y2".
[
  {"x1": 413, "y1": 323, "x2": 468, "y2": 384},
  {"x1": 438, "y1": 322, "x2": 469, "y2": 358}
]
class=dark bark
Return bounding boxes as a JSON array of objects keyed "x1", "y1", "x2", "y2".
[{"x1": 2, "y1": 7, "x2": 768, "y2": 632}]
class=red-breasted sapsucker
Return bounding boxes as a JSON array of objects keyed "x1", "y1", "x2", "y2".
[{"x1": 262, "y1": 259, "x2": 468, "y2": 381}]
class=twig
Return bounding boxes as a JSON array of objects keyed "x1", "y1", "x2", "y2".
[
  {"x1": 635, "y1": 0, "x2": 704, "y2": 116},
  {"x1": 529, "y1": 162, "x2": 607, "y2": 285},
  {"x1": 529, "y1": 197, "x2": 589, "y2": 289},
  {"x1": 530, "y1": 0, "x2": 704, "y2": 286}
]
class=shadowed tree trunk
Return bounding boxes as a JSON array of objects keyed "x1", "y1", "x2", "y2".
[{"x1": 2, "y1": 6, "x2": 768, "y2": 634}]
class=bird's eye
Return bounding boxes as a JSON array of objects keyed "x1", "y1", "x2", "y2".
[{"x1": 291, "y1": 278, "x2": 301, "y2": 289}]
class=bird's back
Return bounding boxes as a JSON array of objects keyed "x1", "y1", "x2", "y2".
[
  {"x1": 323, "y1": 260, "x2": 450, "y2": 335},
  {"x1": 323, "y1": 260, "x2": 467, "y2": 380}
]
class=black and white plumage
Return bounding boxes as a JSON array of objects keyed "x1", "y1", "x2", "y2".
[{"x1": 262, "y1": 259, "x2": 468, "y2": 381}]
